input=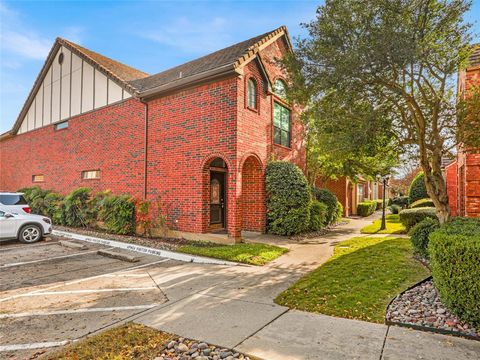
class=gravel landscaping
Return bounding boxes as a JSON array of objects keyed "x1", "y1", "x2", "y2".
[
  {"x1": 387, "y1": 279, "x2": 479, "y2": 339},
  {"x1": 156, "y1": 337, "x2": 253, "y2": 360}
]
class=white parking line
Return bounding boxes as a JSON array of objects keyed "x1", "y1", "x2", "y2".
[
  {"x1": 0, "y1": 258, "x2": 170, "y2": 303},
  {"x1": 0, "y1": 304, "x2": 159, "y2": 319},
  {"x1": 0, "y1": 340, "x2": 71, "y2": 352},
  {"x1": 16, "y1": 287, "x2": 158, "y2": 297},
  {"x1": 1, "y1": 249, "x2": 100, "y2": 268}
]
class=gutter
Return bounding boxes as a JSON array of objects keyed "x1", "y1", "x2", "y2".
[{"x1": 137, "y1": 63, "x2": 237, "y2": 100}]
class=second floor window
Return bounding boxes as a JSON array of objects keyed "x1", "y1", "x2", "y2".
[
  {"x1": 273, "y1": 102, "x2": 291, "y2": 147},
  {"x1": 247, "y1": 78, "x2": 257, "y2": 109}
]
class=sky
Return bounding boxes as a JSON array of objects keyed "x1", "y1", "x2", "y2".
[{"x1": 0, "y1": 0, "x2": 479, "y2": 134}]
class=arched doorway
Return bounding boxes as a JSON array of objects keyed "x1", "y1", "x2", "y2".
[
  {"x1": 241, "y1": 155, "x2": 265, "y2": 232},
  {"x1": 207, "y1": 157, "x2": 228, "y2": 231}
]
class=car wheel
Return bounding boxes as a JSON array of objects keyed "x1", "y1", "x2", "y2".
[{"x1": 19, "y1": 224, "x2": 43, "y2": 243}]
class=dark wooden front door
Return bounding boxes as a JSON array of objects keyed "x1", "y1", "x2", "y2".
[{"x1": 210, "y1": 171, "x2": 226, "y2": 228}]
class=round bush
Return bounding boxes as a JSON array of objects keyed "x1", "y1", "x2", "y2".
[
  {"x1": 410, "y1": 198, "x2": 434, "y2": 209},
  {"x1": 409, "y1": 172, "x2": 429, "y2": 203},
  {"x1": 429, "y1": 218, "x2": 480, "y2": 327},
  {"x1": 311, "y1": 188, "x2": 338, "y2": 225},
  {"x1": 399, "y1": 207, "x2": 437, "y2": 231},
  {"x1": 357, "y1": 201, "x2": 376, "y2": 217},
  {"x1": 390, "y1": 204, "x2": 401, "y2": 214},
  {"x1": 309, "y1": 200, "x2": 328, "y2": 231},
  {"x1": 390, "y1": 196, "x2": 410, "y2": 209},
  {"x1": 334, "y1": 201, "x2": 344, "y2": 222},
  {"x1": 409, "y1": 217, "x2": 439, "y2": 259},
  {"x1": 266, "y1": 161, "x2": 311, "y2": 235}
]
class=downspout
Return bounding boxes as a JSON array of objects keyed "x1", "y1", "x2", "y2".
[{"x1": 141, "y1": 100, "x2": 148, "y2": 200}]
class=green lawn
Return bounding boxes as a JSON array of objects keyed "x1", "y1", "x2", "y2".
[
  {"x1": 177, "y1": 242, "x2": 288, "y2": 265},
  {"x1": 45, "y1": 323, "x2": 173, "y2": 360},
  {"x1": 360, "y1": 214, "x2": 406, "y2": 234},
  {"x1": 275, "y1": 236, "x2": 430, "y2": 323}
]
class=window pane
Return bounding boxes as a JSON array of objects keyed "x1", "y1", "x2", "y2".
[
  {"x1": 274, "y1": 80, "x2": 287, "y2": 99},
  {"x1": 273, "y1": 103, "x2": 282, "y2": 127},
  {"x1": 248, "y1": 78, "x2": 256, "y2": 109},
  {"x1": 281, "y1": 130, "x2": 290, "y2": 147},
  {"x1": 274, "y1": 127, "x2": 281, "y2": 145}
]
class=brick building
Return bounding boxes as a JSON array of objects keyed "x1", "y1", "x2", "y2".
[
  {"x1": 316, "y1": 177, "x2": 383, "y2": 217},
  {"x1": 445, "y1": 45, "x2": 480, "y2": 217},
  {"x1": 0, "y1": 26, "x2": 306, "y2": 240}
]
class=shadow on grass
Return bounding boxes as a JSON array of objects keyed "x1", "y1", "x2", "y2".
[{"x1": 275, "y1": 237, "x2": 430, "y2": 323}]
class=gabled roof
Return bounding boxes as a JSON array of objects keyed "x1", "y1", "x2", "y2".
[
  {"x1": 1, "y1": 26, "x2": 292, "y2": 139},
  {"x1": 468, "y1": 44, "x2": 480, "y2": 68},
  {"x1": 6, "y1": 37, "x2": 149, "y2": 137},
  {"x1": 131, "y1": 26, "x2": 291, "y2": 97}
]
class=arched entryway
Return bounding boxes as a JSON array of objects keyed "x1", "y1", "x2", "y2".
[
  {"x1": 241, "y1": 155, "x2": 265, "y2": 232},
  {"x1": 202, "y1": 156, "x2": 229, "y2": 233}
]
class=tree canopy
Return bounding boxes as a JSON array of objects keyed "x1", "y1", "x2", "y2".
[{"x1": 284, "y1": 0, "x2": 475, "y2": 222}]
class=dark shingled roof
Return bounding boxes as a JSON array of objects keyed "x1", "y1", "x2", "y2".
[
  {"x1": 61, "y1": 39, "x2": 149, "y2": 82},
  {"x1": 469, "y1": 44, "x2": 480, "y2": 68},
  {"x1": 129, "y1": 30, "x2": 275, "y2": 92}
]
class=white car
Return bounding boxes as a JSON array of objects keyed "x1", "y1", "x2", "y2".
[
  {"x1": 0, "y1": 192, "x2": 31, "y2": 214},
  {"x1": 0, "y1": 208, "x2": 52, "y2": 243}
]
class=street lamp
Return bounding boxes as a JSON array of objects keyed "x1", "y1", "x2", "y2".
[{"x1": 376, "y1": 174, "x2": 391, "y2": 230}]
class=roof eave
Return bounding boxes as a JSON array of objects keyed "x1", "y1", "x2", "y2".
[{"x1": 137, "y1": 63, "x2": 237, "y2": 100}]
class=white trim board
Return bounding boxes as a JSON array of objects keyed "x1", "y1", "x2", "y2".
[{"x1": 52, "y1": 230, "x2": 237, "y2": 266}]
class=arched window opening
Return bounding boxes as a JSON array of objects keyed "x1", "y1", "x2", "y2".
[
  {"x1": 274, "y1": 79, "x2": 287, "y2": 100},
  {"x1": 247, "y1": 78, "x2": 257, "y2": 109}
]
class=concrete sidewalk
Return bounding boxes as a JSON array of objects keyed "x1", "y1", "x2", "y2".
[{"x1": 135, "y1": 217, "x2": 480, "y2": 359}]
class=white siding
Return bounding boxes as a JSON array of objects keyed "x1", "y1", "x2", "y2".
[
  {"x1": 15, "y1": 46, "x2": 135, "y2": 134},
  {"x1": 94, "y1": 69, "x2": 108, "y2": 108},
  {"x1": 60, "y1": 48, "x2": 71, "y2": 119},
  {"x1": 108, "y1": 79, "x2": 122, "y2": 103},
  {"x1": 82, "y1": 62, "x2": 94, "y2": 112}
]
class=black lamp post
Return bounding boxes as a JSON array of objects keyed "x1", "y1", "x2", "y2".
[{"x1": 376, "y1": 174, "x2": 390, "y2": 231}]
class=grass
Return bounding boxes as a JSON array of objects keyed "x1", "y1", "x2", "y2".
[
  {"x1": 360, "y1": 214, "x2": 406, "y2": 234},
  {"x1": 45, "y1": 323, "x2": 174, "y2": 359},
  {"x1": 275, "y1": 236, "x2": 430, "y2": 323},
  {"x1": 177, "y1": 242, "x2": 288, "y2": 265}
]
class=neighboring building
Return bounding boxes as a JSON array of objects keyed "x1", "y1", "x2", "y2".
[
  {"x1": 315, "y1": 177, "x2": 383, "y2": 216},
  {"x1": 446, "y1": 45, "x2": 480, "y2": 217},
  {"x1": 0, "y1": 26, "x2": 306, "y2": 240}
]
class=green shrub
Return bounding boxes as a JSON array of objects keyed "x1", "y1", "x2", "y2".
[
  {"x1": 410, "y1": 198, "x2": 434, "y2": 209},
  {"x1": 266, "y1": 161, "x2": 311, "y2": 235},
  {"x1": 409, "y1": 172, "x2": 429, "y2": 203},
  {"x1": 399, "y1": 207, "x2": 437, "y2": 231},
  {"x1": 61, "y1": 188, "x2": 94, "y2": 227},
  {"x1": 429, "y1": 218, "x2": 480, "y2": 327},
  {"x1": 311, "y1": 188, "x2": 338, "y2": 225},
  {"x1": 334, "y1": 201, "x2": 344, "y2": 222},
  {"x1": 375, "y1": 199, "x2": 384, "y2": 210},
  {"x1": 98, "y1": 194, "x2": 136, "y2": 235},
  {"x1": 17, "y1": 186, "x2": 63, "y2": 220},
  {"x1": 390, "y1": 196, "x2": 409, "y2": 209},
  {"x1": 309, "y1": 200, "x2": 328, "y2": 231},
  {"x1": 409, "y1": 218, "x2": 439, "y2": 259},
  {"x1": 357, "y1": 201, "x2": 376, "y2": 217},
  {"x1": 390, "y1": 204, "x2": 401, "y2": 214}
]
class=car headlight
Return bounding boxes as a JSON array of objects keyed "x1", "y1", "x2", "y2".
[{"x1": 43, "y1": 218, "x2": 51, "y2": 224}]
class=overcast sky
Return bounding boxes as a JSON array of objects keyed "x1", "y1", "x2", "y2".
[{"x1": 1, "y1": 0, "x2": 479, "y2": 134}]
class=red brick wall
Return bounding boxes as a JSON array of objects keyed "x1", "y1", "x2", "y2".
[
  {"x1": 241, "y1": 156, "x2": 265, "y2": 231},
  {"x1": 465, "y1": 152, "x2": 480, "y2": 217},
  {"x1": 445, "y1": 161, "x2": 458, "y2": 216},
  {"x1": 0, "y1": 99, "x2": 146, "y2": 196},
  {"x1": 315, "y1": 177, "x2": 350, "y2": 216}
]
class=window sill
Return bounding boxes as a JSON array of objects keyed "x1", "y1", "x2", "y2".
[
  {"x1": 246, "y1": 106, "x2": 259, "y2": 114},
  {"x1": 273, "y1": 143, "x2": 292, "y2": 151}
]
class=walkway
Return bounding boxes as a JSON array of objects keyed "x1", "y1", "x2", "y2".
[{"x1": 128, "y1": 216, "x2": 480, "y2": 359}]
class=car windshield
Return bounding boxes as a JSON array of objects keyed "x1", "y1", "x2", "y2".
[{"x1": 0, "y1": 194, "x2": 28, "y2": 205}]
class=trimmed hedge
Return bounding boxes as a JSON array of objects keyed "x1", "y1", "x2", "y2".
[
  {"x1": 266, "y1": 161, "x2": 311, "y2": 235},
  {"x1": 410, "y1": 198, "x2": 434, "y2": 209},
  {"x1": 311, "y1": 187, "x2": 338, "y2": 225},
  {"x1": 399, "y1": 207, "x2": 437, "y2": 231},
  {"x1": 309, "y1": 200, "x2": 328, "y2": 231},
  {"x1": 357, "y1": 201, "x2": 376, "y2": 217},
  {"x1": 389, "y1": 196, "x2": 409, "y2": 209},
  {"x1": 390, "y1": 204, "x2": 401, "y2": 214},
  {"x1": 409, "y1": 217, "x2": 439, "y2": 259},
  {"x1": 375, "y1": 199, "x2": 384, "y2": 210},
  {"x1": 429, "y1": 218, "x2": 480, "y2": 327},
  {"x1": 409, "y1": 172, "x2": 428, "y2": 203}
]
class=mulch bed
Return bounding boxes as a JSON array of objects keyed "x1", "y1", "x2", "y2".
[
  {"x1": 54, "y1": 225, "x2": 189, "y2": 251},
  {"x1": 386, "y1": 278, "x2": 479, "y2": 340}
]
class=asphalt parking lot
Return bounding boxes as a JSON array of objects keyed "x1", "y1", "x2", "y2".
[{"x1": 0, "y1": 236, "x2": 180, "y2": 360}]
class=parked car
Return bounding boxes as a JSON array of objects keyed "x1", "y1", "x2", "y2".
[
  {"x1": 0, "y1": 192, "x2": 30, "y2": 214},
  {"x1": 0, "y1": 207, "x2": 51, "y2": 243}
]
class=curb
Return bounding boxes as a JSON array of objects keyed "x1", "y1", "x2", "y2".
[
  {"x1": 385, "y1": 276, "x2": 480, "y2": 341},
  {"x1": 52, "y1": 230, "x2": 238, "y2": 266}
]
